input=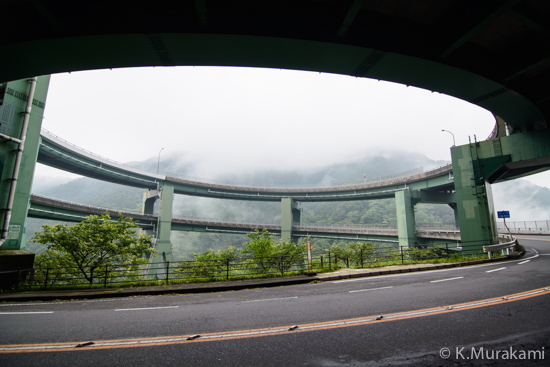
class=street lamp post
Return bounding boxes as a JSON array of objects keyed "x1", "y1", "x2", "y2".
[
  {"x1": 157, "y1": 148, "x2": 164, "y2": 174},
  {"x1": 441, "y1": 129, "x2": 455, "y2": 146}
]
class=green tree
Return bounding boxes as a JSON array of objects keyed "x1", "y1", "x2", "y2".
[
  {"x1": 32, "y1": 213, "x2": 155, "y2": 284},
  {"x1": 242, "y1": 229, "x2": 277, "y2": 259},
  {"x1": 176, "y1": 246, "x2": 241, "y2": 280},
  {"x1": 328, "y1": 241, "x2": 377, "y2": 267},
  {"x1": 242, "y1": 229, "x2": 306, "y2": 274}
]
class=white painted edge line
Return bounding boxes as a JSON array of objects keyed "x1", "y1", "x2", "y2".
[
  {"x1": 517, "y1": 260, "x2": 530, "y2": 265},
  {"x1": 0, "y1": 312, "x2": 54, "y2": 315},
  {"x1": 430, "y1": 276, "x2": 464, "y2": 283},
  {"x1": 486, "y1": 267, "x2": 506, "y2": 273},
  {"x1": 349, "y1": 286, "x2": 393, "y2": 293},
  {"x1": 114, "y1": 306, "x2": 179, "y2": 312},
  {"x1": 242, "y1": 297, "x2": 298, "y2": 303}
]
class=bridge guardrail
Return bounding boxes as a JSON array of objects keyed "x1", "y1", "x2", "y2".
[
  {"x1": 30, "y1": 195, "x2": 462, "y2": 239},
  {"x1": 42, "y1": 127, "x2": 453, "y2": 192},
  {"x1": 483, "y1": 235, "x2": 518, "y2": 259},
  {"x1": 166, "y1": 163, "x2": 453, "y2": 192},
  {"x1": 496, "y1": 221, "x2": 550, "y2": 234}
]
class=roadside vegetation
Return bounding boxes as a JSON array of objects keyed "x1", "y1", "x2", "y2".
[
  {"x1": 17, "y1": 225, "x2": 495, "y2": 292},
  {"x1": 31, "y1": 213, "x2": 155, "y2": 285}
]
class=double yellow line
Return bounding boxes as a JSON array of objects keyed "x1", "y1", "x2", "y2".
[{"x1": 2, "y1": 286, "x2": 549, "y2": 354}]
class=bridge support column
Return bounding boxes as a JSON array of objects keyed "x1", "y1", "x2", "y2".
[
  {"x1": 451, "y1": 144, "x2": 497, "y2": 253},
  {"x1": 141, "y1": 189, "x2": 159, "y2": 252},
  {"x1": 395, "y1": 189, "x2": 417, "y2": 248},
  {"x1": 141, "y1": 186, "x2": 174, "y2": 263},
  {"x1": 151, "y1": 185, "x2": 174, "y2": 262},
  {"x1": 0, "y1": 78, "x2": 49, "y2": 288},
  {"x1": 0, "y1": 77, "x2": 50, "y2": 252},
  {"x1": 449, "y1": 203, "x2": 459, "y2": 229},
  {"x1": 281, "y1": 198, "x2": 301, "y2": 243}
]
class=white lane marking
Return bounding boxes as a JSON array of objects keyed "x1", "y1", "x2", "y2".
[
  {"x1": 518, "y1": 260, "x2": 530, "y2": 265},
  {"x1": 114, "y1": 306, "x2": 179, "y2": 312},
  {"x1": 334, "y1": 278, "x2": 371, "y2": 283},
  {"x1": 330, "y1": 252, "x2": 541, "y2": 285},
  {"x1": 0, "y1": 312, "x2": 53, "y2": 315},
  {"x1": 0, "y1": 298, "x2": 124, "y2": 307},
  {"x1": 242, "y1": 297, "x2": 298, "y2": 303},
  {"x1": 486, "y1": 267, "x2": 506, "y2": 273},
  {"x1": 349, "y1": 286, "x2": 393, "y2": 293},
  {"x1": 430, "y1": 277, "x2": 464, "y2": 283}
]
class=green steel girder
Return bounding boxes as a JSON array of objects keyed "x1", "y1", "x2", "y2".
[
  {"x1": 165, "y1": 177, "x2": 408, "y2": 202},
  {"x1": 28, "y1": 198, "x2": 410, "y2": 243},
  {"x1": 474, "y1": 129, "x2": 550, "y2": 183},
  {"x1": 28, "y1": 196, "x2": 156, "y2": 230},
  {"x1": 477, "y1": 155, "x2": 512, "y2": 183},
  {"x1": 0, "y1": 77, "x2": 50, "y2": 250},
  {"x1": 412, "y1": 190, "x2": 456, "y2": 205},
  {"x1": 38, "y1": 133, "x2": 456, "y2": 202},
  {"x1": 292, "y1": 232, "x2": 399, "y2": 244},
  {"x1": 38, "y1": 131, "x2": 161, "y2": 190},
  {"x1": 1, "y1": 28, "x2": 547, "y2": 131}
]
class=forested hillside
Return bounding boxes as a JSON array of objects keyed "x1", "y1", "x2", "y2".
[{"x1": 29, "y1": 152, "x2": 550, "y2": 259}]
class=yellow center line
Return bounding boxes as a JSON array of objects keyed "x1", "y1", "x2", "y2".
[{"x1": 1, "y1": 286, "x2": 549, "y2": 354}]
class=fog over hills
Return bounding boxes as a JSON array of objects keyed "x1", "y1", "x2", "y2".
[
  {"x1": 33, "y1": 151, "x2": 550, "y2": 222},
  {"x1": 28, "y1": 151, "x2": 550, "y2": 258},
  {"x1": 491, "y1": 180, "x2": 550, "y2": 222}
]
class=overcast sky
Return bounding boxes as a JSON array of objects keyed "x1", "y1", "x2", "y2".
[{"x1": 35, "y1": 66, "x2": 550, "y2": 190}]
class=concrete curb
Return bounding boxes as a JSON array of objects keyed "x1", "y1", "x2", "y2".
[{"x1": 0, "y1": 256, "x2": 516, "y2": 302}]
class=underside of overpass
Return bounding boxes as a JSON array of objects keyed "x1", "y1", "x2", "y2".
[{"x1": 0, "y1": 0, "x2": 549, "y2": 263}]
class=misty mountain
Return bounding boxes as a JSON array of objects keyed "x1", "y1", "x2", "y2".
[
  {"x1": 29, "y1": 152, "x2": 550, "y2": 258},
  {"x1": 34, "y1": 151, "x2": 447, "y2": 215},
  {"x1": 491, "y1": 180, "x2": 550, "y2": 221},
  {"x1": 33, "y1": 151, "x2": 550, "y2": 223}
]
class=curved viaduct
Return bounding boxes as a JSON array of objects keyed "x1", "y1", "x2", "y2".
[
  {"x1": 28, "y1": 194, "x2": 461, "y2": 245},
  {"x1": 34, "y1": 129, "x2": 458, "y2": 259},
  {"x1": 1, "y1": 0, "x2": 550, "y2": 262}
]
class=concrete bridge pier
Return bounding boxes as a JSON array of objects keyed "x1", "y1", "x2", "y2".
[
  {"x1": 281, "y1": 197, "x2": 301, "y2": 243},
  {"x1": 141, "y1": 185, "x2": 174, "y2": 262},
  {"x1": 395, "y1": 189, "x2": 417, "y2": 248},
  {"x1": 141, "y1": 189, "x2": 159, "y2": 253},
  {"x1": 0, "y1": 77, "x2": 49, "y2": 287},
  {"x1": 452, "y1": 145, "x2": 498, "y2": 253},
  {"x1": 0, "y1": 77, "x2": 50, "y2": 251}
]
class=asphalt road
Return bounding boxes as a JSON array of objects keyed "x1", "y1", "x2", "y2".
[{"x1": 1, "y1": 236, "x2": 549, "y2": 366}]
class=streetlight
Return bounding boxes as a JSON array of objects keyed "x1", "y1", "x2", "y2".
[
  {"x1": 157, "y1": 148, "x2": 164, "y2": 174},
  {"x1": 441, "y1": 129, "x2": 455, "y2": 146}
]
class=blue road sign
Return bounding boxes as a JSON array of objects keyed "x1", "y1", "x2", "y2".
[{"x1": 497, "y1": 211, "x2": 510, "y2": 219}]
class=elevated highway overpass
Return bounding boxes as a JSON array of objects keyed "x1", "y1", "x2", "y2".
[
  {"x1": 38, "y1": 129, "x2": 455, "y2": 202},
  {"x1": 35, "y1": 128, "x2": 459, "y2": 259},
  {"x1": 0, "y1": 0, "x2": 549, "y2": 263},
  {"x1": 28, "y1": 194, "x2": 461, "y2": 245}
]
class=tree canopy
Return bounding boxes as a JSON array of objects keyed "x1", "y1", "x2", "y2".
[{"x1": 32, "y1": 213, "x2": 155, "y2": 284}]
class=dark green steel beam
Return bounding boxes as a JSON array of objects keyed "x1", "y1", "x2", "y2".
[
  {"x1": 439, "y1": 0, "x2": 521, "y2": 59},
  {"x1": 336, "y1": 0, "x2": 364, "y2": 38}
]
